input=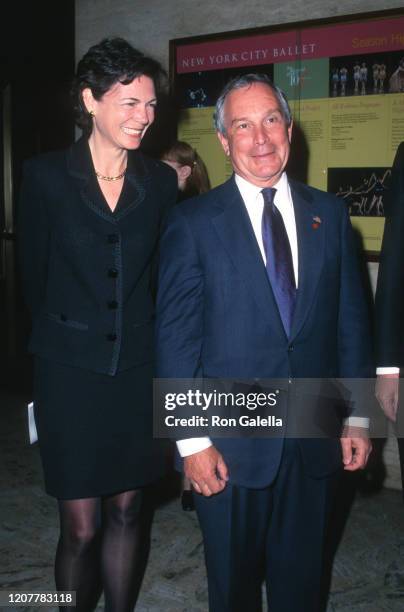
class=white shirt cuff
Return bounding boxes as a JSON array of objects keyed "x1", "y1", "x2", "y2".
[
  {"x1": 176, "y1": 437, "x2": 212, "y2": 457},
  {"x1": 376, "y1": 367, "x2": 400, "y2": 375},
  {"x1": 344, "y1": 416, "x2": 369, "y2": 429}
]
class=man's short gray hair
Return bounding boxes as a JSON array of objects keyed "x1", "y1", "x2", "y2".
[{"x1": 213, "y1": 73, "x2": 292, "y2": 135}]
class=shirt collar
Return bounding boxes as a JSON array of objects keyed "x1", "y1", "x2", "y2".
[{"x1": 234, "y1": 172, "x2": 289, "y2": 206}]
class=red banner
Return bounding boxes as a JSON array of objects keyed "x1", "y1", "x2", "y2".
[{"x1": 176, "y1": 16, "x2": 404, "y2": 74}]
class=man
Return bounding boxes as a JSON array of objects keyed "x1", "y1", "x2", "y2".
[
  {"x1": 156, "y1": 74, "x2": 372, "y2": 612},
  {"x1": 375, "y1": 142, "x2": 404, "y2": 484}
]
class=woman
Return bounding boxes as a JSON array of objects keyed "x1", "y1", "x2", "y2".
[
  {"x1": 161, "y1": 141, "x2": 210, "y2": 511},
  {"x1": 18, "y1": 38, "x2": 177, "y2": 611},
  {"x1": 161, "y1": 140, "x2": 210, "y2": 201}
]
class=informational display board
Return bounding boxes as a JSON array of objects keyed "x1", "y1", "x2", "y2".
[{"x1": 170, "y1": 9, "x2": 404, "y2": 257}]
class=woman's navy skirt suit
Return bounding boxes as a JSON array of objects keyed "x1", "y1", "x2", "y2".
[{"x1": 18, "y1": 137, "x2": 177, "y2": 499}]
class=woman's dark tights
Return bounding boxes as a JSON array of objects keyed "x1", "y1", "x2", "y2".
[{"x1": 55, "y1": 489, "x2": 144, "y2": 611}]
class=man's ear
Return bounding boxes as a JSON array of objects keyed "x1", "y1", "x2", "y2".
[
  {"x1": 217, "y1": 130, "x2": 230, "y2": 156},
  {"x1": 81, "y1": 87, "x2": 96, "y2": 114},
  {"x1": 287, "y1": 120, "x2": 293, "y2": 144}
]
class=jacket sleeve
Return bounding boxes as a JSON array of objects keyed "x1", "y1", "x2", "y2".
[
  {"x1": 17, "y1": 160, "x2": 50, "y2": 319},
  {"x1": 155, "y1": 205, "x2": 209, "y2": 443},
  {"x1": 155, "y1": 206, "x2": 204, "y2": 378},
  {"x1": 337, "y1": 202, "x2": 374, "y2": 419}
]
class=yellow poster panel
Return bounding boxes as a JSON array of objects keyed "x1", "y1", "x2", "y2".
[
  {"x1": 178, "y1": 107, "x2": 229, "y2": 188},
  {"x1": 327, "y1": 96, "x2": 389, "y2": 168},
  {"x1": 389, "y1": 94, "x2": 404, "y2": 161},
  {"x1": 290, "y1": 98, "x2": 329, "y2": 191},
  {"x1": 350, "y1": 216, "x2": 385, "y2": 254}
]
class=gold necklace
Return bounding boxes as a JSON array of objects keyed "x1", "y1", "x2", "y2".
[{"x1": 95, "y1": 168, "x2": 126, "y2": 182}]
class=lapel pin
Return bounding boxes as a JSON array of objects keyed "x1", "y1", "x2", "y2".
[{"x1": 312, "y1": 216, "x2": 322, "y2": 230}]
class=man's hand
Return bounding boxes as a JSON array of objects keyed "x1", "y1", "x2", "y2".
[
  {"x1": 184, "y1": 446, "x2": 229, "y2": 496},
  {"x1": 340, "y1": 426, "x2": 372, "y2": 471},
  {"x1": 375, "y1": 374, "x2": 399, "y2": 422}
]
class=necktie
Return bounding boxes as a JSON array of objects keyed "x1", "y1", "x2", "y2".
[{"x1": 261, "y1": 187, "x2": 296, "y2": 337}]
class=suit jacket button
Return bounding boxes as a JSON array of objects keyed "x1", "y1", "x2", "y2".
[
  {"x1": 288, "y1": 345, "x2": 294, "y2": 352},
  {"x1": 108, "y1": 268, "x2": 118, "y2": 278},
  {"x1": 107, "y1": 300, "x2": 118, "y2": 310},
  {"x1": 107, "y1": 234, "x2": 119, "y2": 244},
  {"x1": 106, "y1": 333, "x2": 117, "y2": 341}
]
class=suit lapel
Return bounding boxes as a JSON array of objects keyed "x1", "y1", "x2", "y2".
[
  {"x1": 289, "y1": 181, "x2": 325, "y2": 341},
  {"x1": 114, "y1": 150, "x2": 148, "y2": 220},
  {"x1": 211, "y1": 178, "x2": 286, "y2": 339}
]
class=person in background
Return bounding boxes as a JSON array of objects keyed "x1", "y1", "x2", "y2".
[
  {"x1": 18, "y1": 38, "x2": 177, "y2": 611},
  {"x1": 161, "y1": 140, "x2": 210, "y2": 201},
  {"x1": 161, "y1": 140, "x2": 210, "y2": 510},
  {"x1": 375, "y1": 141, "x2": 404, "y2": 592},
  {"x1": 375, "y1": 142, "x2": 404, "y2": 480}
]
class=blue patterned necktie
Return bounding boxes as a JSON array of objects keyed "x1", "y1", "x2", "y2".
[{"x1": 261, "y1": 187, "x2": 296, "y2": 337}]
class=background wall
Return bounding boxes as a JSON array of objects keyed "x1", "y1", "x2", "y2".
[{"x1": 76, "y1": 0, "x2": 403, "y2": 489}]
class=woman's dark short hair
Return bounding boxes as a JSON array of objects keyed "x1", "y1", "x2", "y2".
[{"x1": 72, "y1": 37, "x2": 166, "y2": 135}]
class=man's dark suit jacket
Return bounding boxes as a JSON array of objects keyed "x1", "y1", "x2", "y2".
[
  {"x1": 375, "y1": 142, "x2": 404, "y2": 369},
  {"x1": 156, "y1": 175, "x2": 372, "y2": 488},
  {"x1": 18, "y1": 137, "x2": 177, "y2": 376}
]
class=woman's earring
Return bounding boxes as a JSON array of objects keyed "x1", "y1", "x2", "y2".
[{"x1": 89, "y1": 110, "x2": 95, "y2": 117}]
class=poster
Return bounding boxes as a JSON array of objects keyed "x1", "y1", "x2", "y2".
[{"x1": 171, "y1": 10, "x2": 404, "y2": 256}]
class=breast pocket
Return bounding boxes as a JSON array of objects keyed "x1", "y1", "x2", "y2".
[{"x1": 45, "y1": 312, "x2": 89, "y2": 331}]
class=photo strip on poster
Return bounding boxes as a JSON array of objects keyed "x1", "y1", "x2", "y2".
[{"x1": 171, "y1": 10, "x2": 404, "y2": 255}]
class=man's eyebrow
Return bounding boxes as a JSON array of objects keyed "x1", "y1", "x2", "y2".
[
  {"x1": 230, "y1": 108, "x2": 283, "y2": 125},
  {"x1": 230, "y1": 116, "x2": 249, "y2": 126}
]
